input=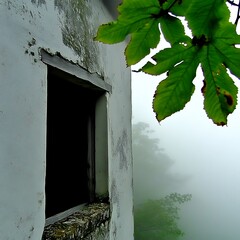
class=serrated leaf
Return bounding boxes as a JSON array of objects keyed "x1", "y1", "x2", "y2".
[
  {"x1": 118, "y1": 0, "x2": 160, "y2": 16},
  {"x1": 142, "y1": 40, "x2": 192, "y2": 75},
  {"x1": 94, "y1": 18, "x2": 151, "y2": 44},
  {"x1": 159, "y1": 14, "x2": 186, "y2": 45},
  {"x1": 95, "y1": 0, "x2": 240, "y2": 126},
  {"x1": 125, "y1": 19, "x2": 160, "y2": 66},
  {"x1": 94, "y1": 0, "x2": 161, "y2": 44},
  {"x1": 213, "y1": 41, "x2": 240, "y2": 79},
  {"x1": 153, "y1": 51, "x2": 199, "y2": 122},
  {"x1": 214, "y1": 22, "x2": 240, "y2": 45},
  {"x1": 170, "y1": 0, "x2": 192, "y2": 16},
  {"x1": 186, "y1": 0, "x2": 227, "y2": 37},
  {"x1": 200, "y1": 45, "x2": 238, "y2": 126}
]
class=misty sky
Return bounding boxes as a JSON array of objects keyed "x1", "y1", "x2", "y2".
[
  {"x1": 132, "y1": 68, "x2": 240, "y2": 239},
  {"x1": 131, "y1": 5, "x2": 240, "y2": 239}
]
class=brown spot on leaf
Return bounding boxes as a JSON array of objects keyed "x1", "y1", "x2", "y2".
[
  {"x1": 216, "y1": 121, "x2": 226, "y2": 126},
  {"x1": 201, "y1": 80, "x2": 206, "y2": 95},
  {"x1": 224, "y1": 92, "x2": 234, "y2": 106}
]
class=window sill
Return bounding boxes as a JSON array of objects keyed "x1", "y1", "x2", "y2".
[{"x1": 42, "y1": 203, "x2": 110, "y2": 240}]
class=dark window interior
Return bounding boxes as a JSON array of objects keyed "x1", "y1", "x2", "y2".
[{"x1": 46, "y1": 67, "x2": 99, "y2": 218}]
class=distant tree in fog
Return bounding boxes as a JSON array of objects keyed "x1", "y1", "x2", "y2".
[
  {"x1": 132, "y1": 122, "x2": 189, "y2": 205},
  {"x1": 133, "y1": 122, "x2": 192, "y2": 239},
  {"x1": 134, "y1": 193, "x2": 192, "y2": 240}
]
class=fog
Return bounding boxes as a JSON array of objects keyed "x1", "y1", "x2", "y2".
[
  {"x1": 131, "y1": 64, "x2": 240, "y2": 239},
  {"x1": 131, "y1": 44, "x2": 240, "y2": 240},
  {"x1": 131, "y1": 5, "x2": 240, "y2": 239}
]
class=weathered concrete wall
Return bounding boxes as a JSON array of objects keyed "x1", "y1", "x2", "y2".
[{"x1": 0, "y1": 1, "x2": 133, "y2": 239}]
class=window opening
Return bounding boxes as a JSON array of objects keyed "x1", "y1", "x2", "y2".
[
  {"x1": 46, "y1": 67, "x2": 100, "y2": 218},
  {"x1": 41, "y1": 50, "x2": 110, "y2": 225}
]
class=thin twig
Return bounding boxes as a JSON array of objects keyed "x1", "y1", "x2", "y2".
[
  {"x1": 226, "y1": 0, "x2": 240, "y2": 25},
  {"x1": 227, "y1": 0, "x2": 239, "y2": 7},
  {"x1": 234, "y1": 0, "x2": 240, "y2": 25}
]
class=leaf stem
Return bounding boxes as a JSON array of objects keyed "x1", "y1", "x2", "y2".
[
  {"x1": 166, "y1": 0, "x2": 180, "y2": 12},
  {"x1": 153, "y1": 0, "x2": 179, "y2": 18}
]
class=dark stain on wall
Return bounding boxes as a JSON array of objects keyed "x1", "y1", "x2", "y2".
[
  {"x1": 110, "y1": 178, "x2": 118, "y2": 204},
  {"x1": 110, "y1": 179, "x2": 120, "y2": 238},
  {"x1": 111, "y1": 179, "x2": 120, "y2": 217},
  {"x1": 54, "y1": 0, "x2": 101, "y2": 73},
  {"x1": 116, "y1": 129, "x2": 129, "y2": 171}
]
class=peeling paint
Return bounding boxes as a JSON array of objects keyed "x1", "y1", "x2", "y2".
[
  {"x1": 28, "y1": 37, "x2": 36, "y2": 47},
  {"x1": 54, "y1": 0, "x2": 101, "y2": 73},
  {"x1": 24, "y1": 37, "x2": 39, "y2": 64},
  {"x1": 28, "y1": 226, "x2": 35, "y2": 239}
]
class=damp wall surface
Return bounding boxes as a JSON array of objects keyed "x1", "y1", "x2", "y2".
[{"x1": 0, "y1": 1, "x2": 133, "y2": 239}]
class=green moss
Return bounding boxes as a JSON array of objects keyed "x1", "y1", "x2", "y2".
[{"x1": 42, "y1": 203, "x2": 110, "y2": 240}]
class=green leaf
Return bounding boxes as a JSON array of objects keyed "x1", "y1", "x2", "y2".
[
  {"x1": 159, "y1": 14, "x2": 186, "y2": 45},
  {"x1": 170, "y1": 0, "x2": 192, "y2": 16},
  {"x1": 211, "y1": 21, "x2": 240, "y2": 80},
  {"x1": 213, "y1": 41, "x2": 240, "y2": 79},
  {"x1": 95, "y1": 0, "x2": 240, "y2": 126},
  {"x1": 118, "y1": 0, "x2": 160, "y2": 16},
  {"x1": 214, "y1": 22, "x2": 240, "y2": 45},
  {"x1": 153, "y1": 50, "x2": 199, "y2": 122},
  {"x1": 142, "y1": 40, "x2": 192, "y2": 75},
  {"x1": 186, "y1": 0, "x2": 228, "y2": 37},
  {"x1": 125, "y1": 19, "x2": 160, "y2": 66},
  {"x1": 94, "y1": 0, "x2": 161, "y2": 44},
  {"x1": 94, "y1": 18, "x2": 149, "y2": 44},
  {"x1": 200, "y1": 45, "x2": 238, "y2": 126}
]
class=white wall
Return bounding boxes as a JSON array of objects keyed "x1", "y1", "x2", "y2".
[{"x1": 0, "y1": 0, "x2": 133, "y2": 239}]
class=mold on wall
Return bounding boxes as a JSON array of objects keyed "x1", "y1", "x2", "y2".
[
  {"x1": 24, "y1": 34, "x2": 39, "y2": 64},
  {"x1": 54, "y1": 0, "x2": 101, "y2": 73}
]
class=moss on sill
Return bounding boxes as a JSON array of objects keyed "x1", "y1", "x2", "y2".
[{"x1": 42, "y1": 203, "x2": 110, "y2": 240}]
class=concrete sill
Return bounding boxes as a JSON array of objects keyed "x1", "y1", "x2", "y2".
[{"x1": 42, "y1": 203, "x2": 110, "y2": 240}]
